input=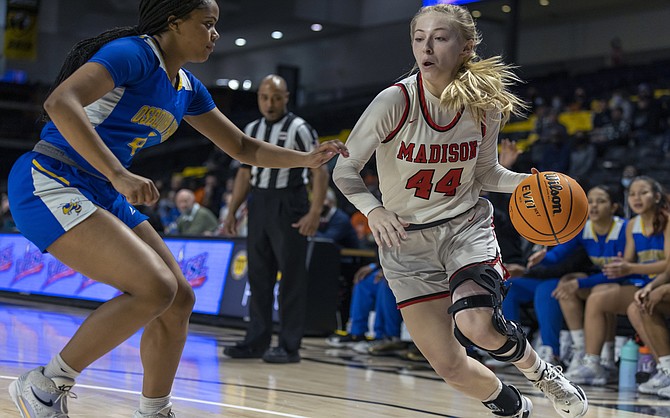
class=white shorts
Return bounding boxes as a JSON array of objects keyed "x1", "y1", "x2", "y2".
[{"x1": 380, "y1": 198, "x2": 504, "y2": 308}]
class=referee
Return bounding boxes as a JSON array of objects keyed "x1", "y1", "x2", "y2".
[{"x1": 222, "y1": 74, "x2": 329, "y2": 363}]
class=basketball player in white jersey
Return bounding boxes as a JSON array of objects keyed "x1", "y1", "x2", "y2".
[{"x1": 333, "y1": 4, "x2": 587, "y2": 418}]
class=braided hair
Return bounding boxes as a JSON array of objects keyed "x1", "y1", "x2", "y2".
[{"x1": 43, "y1": 0, "x2": 209, "y2": 121}]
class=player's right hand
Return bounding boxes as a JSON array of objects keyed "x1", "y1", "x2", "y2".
[
  {"x1": 110, "y1": 170, "x2": 159, "y2": 206},
  {"x1": 367, "y1": 206, "x2": 410, "y2": 248}
]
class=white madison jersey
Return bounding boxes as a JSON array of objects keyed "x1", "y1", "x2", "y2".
[{"x1": 334, "y1": 73, "x2": 528, "y2": 225}]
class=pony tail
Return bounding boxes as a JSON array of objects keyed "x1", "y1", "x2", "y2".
[
  {"x1": 440, "y1": 56, "x2": 528, "y2": 126},
  {"x1": 41, "y1": 26, "x2": 140, "y2": 121}
]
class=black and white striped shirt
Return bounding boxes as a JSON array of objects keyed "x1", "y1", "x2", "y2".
[{"x1": 242, "y1": 112, "x2": 318, "y2": 189}]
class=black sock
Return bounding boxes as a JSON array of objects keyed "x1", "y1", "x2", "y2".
[{"x1": 482, "y1": 384, "x2": 522, "y2": 416}]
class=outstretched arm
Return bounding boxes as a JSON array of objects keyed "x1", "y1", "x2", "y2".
[{"x1": 185, "y1": 109, "x2": 347, "y2": 169}]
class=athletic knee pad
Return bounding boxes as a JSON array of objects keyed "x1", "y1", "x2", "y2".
[{"x1": 448, "y1": 263, "x2": 527, "y2": 362}]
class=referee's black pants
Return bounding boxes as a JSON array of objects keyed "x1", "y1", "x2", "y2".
[{"x1": 243, "y1": 187, "x2": 309, "y2": 353}]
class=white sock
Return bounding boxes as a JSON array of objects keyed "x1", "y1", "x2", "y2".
[
  {"x1": 43, "y1": 353, "x2": 80, "y2": 381},
  {"x1": 518, "y1": 352, "x2": 547, "y2": 382},
  {"x1": 584, "y1": 353, "x2": 601, "y2": 367},
  {"x1": 658, "y1": 355, "x2": 670, "y2": 372},
  {"x1": 601, "y1": 341, "x2": 615, "y2": 363},
  {"x1": 139, "y1": 394, "x2": 171, "y2": 414},
  {"x1": 570, "y1": 330, "x2": 585, "y2": 351},
  {"x1": 483, "y1": 379, "x2": 504, "y2": 402}
]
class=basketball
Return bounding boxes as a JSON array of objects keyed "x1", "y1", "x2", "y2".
[{"x1": 509, "y1": 172, "x2": 588, "y2": 245}]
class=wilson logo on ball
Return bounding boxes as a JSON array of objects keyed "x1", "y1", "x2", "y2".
[
  {"x1": 509, "y1": 171, "x2": 588, "y2": 245},
  {"x1": 545, "y1": 172, "x2": 564, "y2": 215}
]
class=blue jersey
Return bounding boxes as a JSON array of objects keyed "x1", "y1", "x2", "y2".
[
  {"x1": 40, "y1": 35, "x2": 216, "y2": 178},
  {"x1": 630, "y1": 215, "x2": 666, "y2": 280},
  {"x1": 541, "y1": 216, "x2": 629, "y2": 288},
  {"x1": 8, "y1": 35, "x2": 216, "y2": 252},
  {"x1": 543, "y1": 217, "x2": 627, "y2": 268}
]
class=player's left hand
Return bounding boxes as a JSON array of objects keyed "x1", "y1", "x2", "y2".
[
  {"x1": 305, "y1": 140, "x2": 349, "y2": 168},
  {"x1": 292, "y1": 211, "x2": 320, "y2": 236}
]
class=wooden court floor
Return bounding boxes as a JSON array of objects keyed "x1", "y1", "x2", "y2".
[{"x1": 0, "y1": 298, "x2": 669, "y2": 418}]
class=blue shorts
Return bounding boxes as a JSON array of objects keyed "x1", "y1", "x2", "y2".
[{"x1": 8, "y1": 152, "x2": 148, "y2": 252}]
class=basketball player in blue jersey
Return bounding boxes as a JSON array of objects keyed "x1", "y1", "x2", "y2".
[
  {"x1": 6, "y1": 1, "x2": 347, "y2": 417},
  {"x1": 334, "y1": 4, "x2": 587, "y2": 418},
  {"x1": 566, "y1": 176, "x2": 670, "y2": 386}
]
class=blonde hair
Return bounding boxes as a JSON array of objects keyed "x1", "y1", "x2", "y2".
[{"x1": 410, "y1": 4, "x2": 527, "y2": 125}]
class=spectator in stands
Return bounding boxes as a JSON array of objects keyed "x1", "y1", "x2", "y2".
[
  {"x1": 524, "y1": 86, "x2": 544, "y2": 113},
  {"x1": 200, "y1": 173, "x2": 226, "y2": 216},
  {"x1": 567, "y1": 87, "x2": 589, "y2": 112},
  {"x1": 591, "y1": 97, "x2": 611, "y2": 129},
  {"x1": 0, "y1": 193, "x2": 17, "y2": 232},
  {"x1": 550, "y1": 94, "x2": 565, "y2": 114},
  {"x1": 608, "y1": 89, "x2": 633, "y2": 122},
  {"x1": 588, "y1": 97, "x2": 611, "y2": 146},
  {"x1": 628, "y1": 270, "x2": 670, "y2": 397},
  {"x1": 531, "y1": 111, "x2": 571, "y2": 173},
  {"x1": 174, "y1": 188, "x2": 218, "y2": 236},
  {"x1": 566, "y1": 176, "x2": 670, "y2": 386},
  {"x1": 316, "y1": 188, "x2": 360, "y2": 249},
  {"x1": 157, "y1": 179, "x2": 181, "y2": 235},
  {"x1": 4, "y1": 2, "x2": 347, "y2": 417},
  {"x1": 567, "y1": 131, "x2": 596, "y2": 185},
  {"x1": 549, "y1": 185, "x2": 627, "y2": 377},
  {"x1": 216, "y1": 188, "x2": 248, "y2": 237},
  {"x1": 595, "y1": 106, "x2": 630, "y2": 153},
  {"x1": 630, "y1": 83, "x2": 661, "y2": 146},
  {"x1": 222, "y1": 74, "x2": 331, "y2": 364},
  {"x1": 533, "y1": 106, "x2": 562, "y2": 140},
  {"x1": 326, "y1": 262, "x2": 403, "y2": 355}
]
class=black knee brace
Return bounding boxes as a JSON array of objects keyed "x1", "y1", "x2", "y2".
[{"x1": 447, "y1": 263, "x2": 527, "y2": 362}]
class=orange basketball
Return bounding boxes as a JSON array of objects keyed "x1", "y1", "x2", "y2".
[{"x1": 509, "y1": 171, "x2": 588, "y2": 245}]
